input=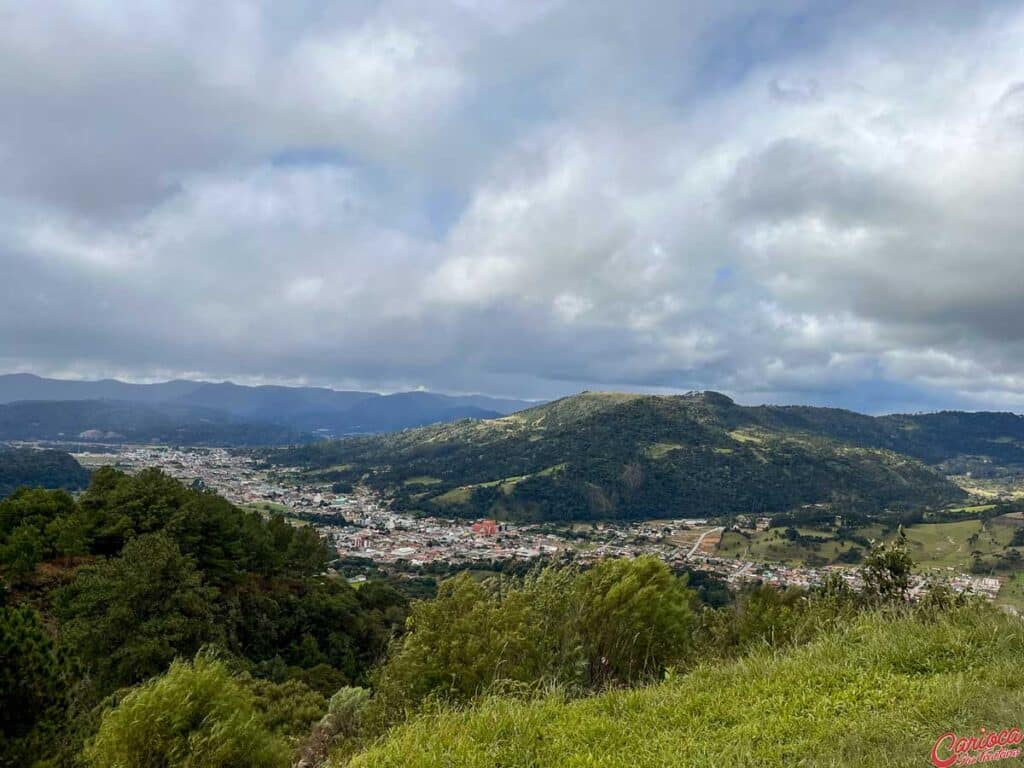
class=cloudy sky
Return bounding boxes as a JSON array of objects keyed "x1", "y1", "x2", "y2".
[{"x1": 3, "y1": 0, "x2": 1024, "y2": 411}]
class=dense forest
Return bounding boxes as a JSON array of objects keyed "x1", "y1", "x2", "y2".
[
  {"x1": 0, "y1": 469, "x2": 408, "y2": 766},
  {"x1": 753, "y1": 405, "x2": 1024, "y2": 465},
  {"x1": 0, "y1": 448, "x2": 91, "y2": 499},
  {"x1": 270, "y1": 392, "x2": 967, "y2": 522}
]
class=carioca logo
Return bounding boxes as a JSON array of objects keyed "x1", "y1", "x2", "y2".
[{"x1": 930, "y1": 727, "x2": 1023, "y2": 767}]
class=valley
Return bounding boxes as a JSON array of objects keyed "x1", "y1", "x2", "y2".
[{"x1": 67, "y1": 440, "x2": 1014, "y2": 608}]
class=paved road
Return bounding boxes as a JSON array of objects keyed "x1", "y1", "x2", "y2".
[
  {"x1": 685, "y1": 526, "x2": 724, "y2": 559},
  {"x1": 731, "y1": 560, "x2": 755, "y2": 580}
]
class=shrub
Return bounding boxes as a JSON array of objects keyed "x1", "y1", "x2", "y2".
[
  {"x1": 83, "y1": 655, "x2": 290, "y2": 768},
  {"x1": 368, "y1": 557, "x2": 695, "y2": 724}
]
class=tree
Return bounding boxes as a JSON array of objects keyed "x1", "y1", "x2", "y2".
[
  {"x1": 0, "y1": 604, "x2": 70, "y2": 766},
  {"x1": 698, "y1": 584, "x2": 810, "y2": 654},
  {"x1": 861, "y1": 532, "x2": 914, "y2": 604},
  {"x1": 83, "y1": 655, "x2": 290, "y2": 768},
  {"x1": 0, "y1": 524, "x2": 44, "y2": 584},
  {"x1": 370, "y1": 573, "x2": 551, "y2": 721},
  {"x1": 0, "y1": 488, "x2": 78, "y2": 579},
  {"x1": 573, "y1": 556, "x2": 695, "y2": 686},
  {"x1": 57, "y1": 532, "x2": 217, "y2": 693},
  {"x1": 369, "y1": 558, "x2": 696, "y2": 723}
]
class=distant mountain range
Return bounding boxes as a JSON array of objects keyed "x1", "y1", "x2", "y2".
[
  {"x1": 268, "y1": 391, "x2": 1024, "y2": 522},
  {"x1": 0, "y1": 374, "x2": 534, "y2": 445}
]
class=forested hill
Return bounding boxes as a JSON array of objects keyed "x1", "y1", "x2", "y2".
[
  {"x1": 270, "y1": 392, "x2": 968, "y2": 522},
  {"x1": 0, "y1": 447, "x2": 91, "y2": 498},
  {"x1": 750, "y1": 405, "x2": 1024, "y2": 466},
  {"x1": 0, "y1": 400, "x2": 308, "y2": 446}
]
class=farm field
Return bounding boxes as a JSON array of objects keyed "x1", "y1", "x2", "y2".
[
  {"x1": 717, "y1": 519, "x2": 1018, "y2": 570},
  {"x1": 241, "y1": 500, "x2": 292, "y2": 516},
  {"x1": 716, "y1": 525, "x2": 879, "y2": 565}
]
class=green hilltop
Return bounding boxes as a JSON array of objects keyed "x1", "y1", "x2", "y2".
[
  {"x1": 0, "y1": 447, "x2": 91, "y2": 498},
  {"x1": 272, "y1": 391, "x2": 970, "y2": 522}
]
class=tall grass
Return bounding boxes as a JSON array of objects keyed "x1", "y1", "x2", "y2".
[{"x1": 343, "y1": 606, "x2": 1023, "y2": 768}]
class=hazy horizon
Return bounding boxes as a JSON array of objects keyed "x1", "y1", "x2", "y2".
[{"x1": 5, "y1": 369, "x2": 1023, "y2": 417}]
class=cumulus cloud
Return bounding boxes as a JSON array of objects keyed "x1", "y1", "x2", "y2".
[{"x1": 3, "y1": 0, "x2": 1024, "y2": 409}]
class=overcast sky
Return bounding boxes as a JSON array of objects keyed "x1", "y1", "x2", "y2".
[{"x1": 3, "y1": 1, "x2": 1024, "y2": 411}]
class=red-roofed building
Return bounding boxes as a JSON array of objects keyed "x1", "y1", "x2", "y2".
[{"x1": 471, "y1": 519, "x2": 499, "y2": 535}]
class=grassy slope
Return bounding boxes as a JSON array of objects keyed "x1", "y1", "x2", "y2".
[
  {"x1": 346, "y1": 610, "x2": 1023, "y2": 768},
  {"x1": 716, "y1": 527, "x2": 871, "y2": 564},
  {"x1": 717, "y1": 519, "x2": 1019, "y2": 570}
]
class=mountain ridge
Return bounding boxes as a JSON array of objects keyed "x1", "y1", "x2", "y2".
[
  {"x1": 271, "y1": 391, "x2": 976, "y2": 522},
  {"x1": 0, "y1": 374, "x2": 535, "y2": 440}
]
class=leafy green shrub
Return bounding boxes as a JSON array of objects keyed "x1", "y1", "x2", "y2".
[
  {"x1": 83, "y1": 655, "x2": 290, "y2": 768},
  {"x1": 243, "y1": 676, "x2": 328, "y2": 739},
  {"x1": 574, "y1": 556, "x2": 695, "y2": 686},
  {"x1": 369, "y1": 557, "x2": 695, "y2": 724},
  {"x1": 862, "y1": 534, "x2": 913, "y2": 603}
]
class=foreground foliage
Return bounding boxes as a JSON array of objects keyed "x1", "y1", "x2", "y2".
[
  {"x1": 84, "y1": 656, "x2": 291, "y2": 768},
  {"x1": 0, "y1": 468, "x2": 408, "y2": 766},
  {"x1": 3, "y1": 466, "x2": 1015, "y2": 768},
  {"x1": 0, "y1": 604, "x2": 72, "y2": 767},
  {"x1": 369, "y1": 557, "x2": 695, "y2": 725},
  {"x1": 347, "y1": 606, "x2": 1024, "y2": 768}
]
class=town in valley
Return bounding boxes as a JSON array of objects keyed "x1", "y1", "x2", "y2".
[{"x1": 70, "y1": 443, "x2": 1006, "y2": 605}]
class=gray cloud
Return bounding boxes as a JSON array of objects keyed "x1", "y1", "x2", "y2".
[{"x1": 3, "y1": 0, "x2": 1024, "y2": 410}]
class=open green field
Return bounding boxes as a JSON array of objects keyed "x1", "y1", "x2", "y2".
[
  {"x1": 998, "y1": 572, "x2": 1024, "y2": 612},
  {"x1": 402, "y1": 476, "x2": 443, "y2": 486},
  {"x1": 300, "y1": 463, "x2": 354, "y2": 479},
  {"x1": 945, "y1": 503, "x2": 998, "y2": 514},
  {"x1": 430, "y1": 466, "x2": 567, "y2": 508},
  {"x1": 716, "y1": 527, "x2": 858, "y2": 565},
  {"x1": 345, "y1": 609, "x2": 1024, "y2": 768},
  {"x1": 718, "y1": 519, "x2": 1018, "y2": 571},
  {"x1": 950, "y1": 474, "x2": 1024, "y2": 499},
  {"x1": 241, "y1": 500, "x2": 292, "y2": 516},
  {"x1": 717, "y1": 517, "x2": 1024, "y2": 609},
  {"x1": 901, "y1": 519, "x2": 1014, "y2": 569}
]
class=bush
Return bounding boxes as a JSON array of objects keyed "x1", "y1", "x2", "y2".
[
  {"x1": 83, "y1": 655, "x2": 290, "y2": 768},
  {"x1": 862, "y1": 534, "x2": 913, "y2": 603},
  {"x1": 369, "y1": 557, "x2": 695, "y2": 724},
  {"x1": 574, "y1": 556, "x2": 695, "y2": 686},
  {"x1": 345, "y1": 606, "x2": 1024, "y2": 768}
]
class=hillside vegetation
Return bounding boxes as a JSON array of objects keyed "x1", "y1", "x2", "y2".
[
  {"x1": 0, "y1": 447, "x2": 91, "y2": 498},
  {"x1": 755, "y1": 405, "x2": 1024, "y2": 465},
  {"x1": 4, "y1": 473, "x2": 1016, "y2": 768},
  {"x1": 0, "y1": 400, "x2": 307, "y2": 446},
  {"x1": 0, "y1": 469, "x2": 409, "y2": 766},
  {"x1": 347, "y1": 607, "x2": 1024, "y2": 768},
  {"x1": 273, "y1": 392, "x2": 966, "y2": 521}
]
